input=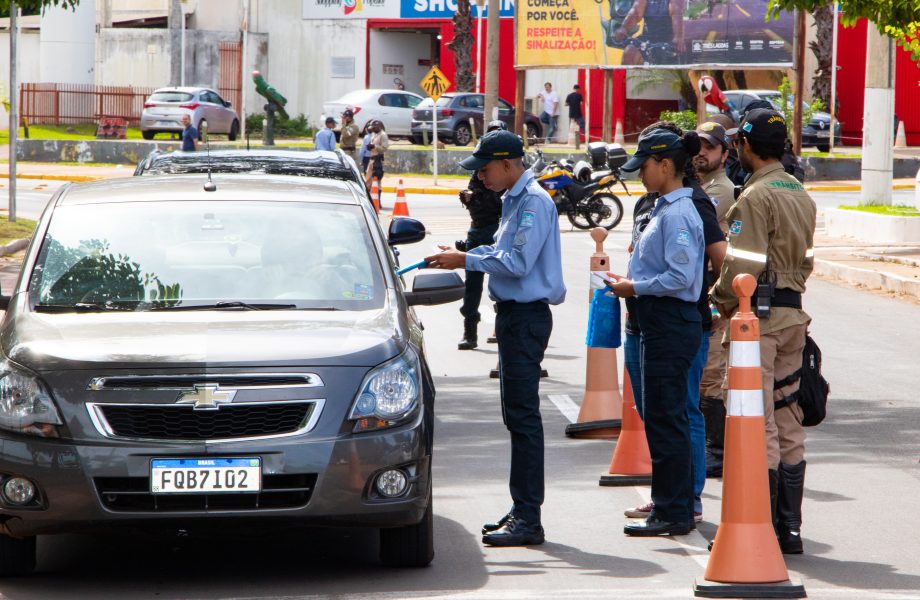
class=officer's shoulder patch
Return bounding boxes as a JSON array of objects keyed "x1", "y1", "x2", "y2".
[
  {"x1": 520, "y1": 209, "x2": 536, "y2": 229},
  {"x1": 767, "y1": 180, "x2": 805, "y2": 192},
  {"x1": 676, "y1": 228, "x2": 690, "y2": 246},
  {"x1": 673, "y1": 249, "x2": 690, "y2": 264},
  {"x1": 729, "y1": 219, "x2": 742, "y2": 235}
]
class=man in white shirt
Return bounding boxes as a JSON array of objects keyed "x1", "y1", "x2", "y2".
[{"x1": 538, "y1": 82, "x2": 559, "y2": 145}]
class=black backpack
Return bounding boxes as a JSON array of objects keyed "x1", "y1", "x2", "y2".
[{"x1": 773, "y1": 335, "x2": 830, "y2": 426}]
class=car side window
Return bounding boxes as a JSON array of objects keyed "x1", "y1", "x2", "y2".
[
  {"x1": 497, "y1": 99, "x2": 512, "y2": 112},
  {"x1": 378, "y1": 94, "x2": 396, "y2": 107},
  {"x1": 406, "y1": 95, "x2": 422, "y2": 108},
  {"x1": 391, "y1": 94, "x2": 409, "y2": 109}
]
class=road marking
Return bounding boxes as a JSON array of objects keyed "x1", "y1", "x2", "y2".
[
  {"x1": 547, "y1": 394, "x2": 580, "y2": 423},
  {"x1": 735, "y1": 3, "x2": 751, "y2": 17}
]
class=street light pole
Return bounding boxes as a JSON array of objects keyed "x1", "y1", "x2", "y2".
[
  {"x1": 829, "y1": 1, "x2": 839, "y2": 154},
  {"x1": 9, "y1": 2, "x2": 18, "y2": 223},
  {"x1": 475, "y1": 0, "x2": 484, "y2": 93},
  {"x1": 482, "y1": 0, "x2": 500, "y2": 126}
]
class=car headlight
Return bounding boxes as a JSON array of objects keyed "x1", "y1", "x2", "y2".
[
  {"x1": 349, "y1": 350, "x2": 420, "y2": 433},
  {"x1": 0, "y1": 359, "x2": 63, "y2": 438}
]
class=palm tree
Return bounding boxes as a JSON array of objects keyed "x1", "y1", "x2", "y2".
[
  {"x1": 447, "y1": 0, "x2": 476, "y2": 92},
  {"x1": 809, "y1": 1, "x2": 834, "y2": 108}
]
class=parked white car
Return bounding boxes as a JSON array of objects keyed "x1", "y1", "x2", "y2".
[
  {"x1": 140, "y1": 87, "x2": 240, "y2": 141},
  {"x1": 322, "y1": 89, "x2": 424, "y2": 138}
]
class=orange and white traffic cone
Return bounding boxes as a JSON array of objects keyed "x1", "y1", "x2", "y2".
[
  {"x1": 369, "y1": 178, "x2": 381, "y2": 214},
  {"x1": 391, "y1": 179, "x2": 410, "y2": 217},
  {"x1": 599, "y1": 369, "x2": 652, "y2": 486},
  {"x1": 565, "y1": 228, "x2": 622, "y2": 439},
  {"x1": 693, "y1": 274, "x2": 805, "y2": 599}
]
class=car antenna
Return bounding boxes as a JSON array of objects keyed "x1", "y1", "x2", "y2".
[{"x1": 203, "y1": 123, "x2": 217, "y2": 192}]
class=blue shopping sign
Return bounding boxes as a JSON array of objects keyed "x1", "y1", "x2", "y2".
[{"x1": 401, "y1": 0, "x2": 514, "y2": 19}]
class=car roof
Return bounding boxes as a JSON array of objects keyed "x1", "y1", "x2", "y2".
[
  {"x1": 137, "y1": 149, "x2": 359, "y2": 181},
  {"x1": 56, "y1": 174, "x2": 362, "y2": 207},
  {"x1": 152, "y1": 87, "x2": 212, "y2": 93}
]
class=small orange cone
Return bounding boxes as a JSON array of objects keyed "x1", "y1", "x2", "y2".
[
  {"x1": 369, "y1": 178, "x2": 381, "y2": 214},
  {"x1": 391, "y1": 179, "x2": 410, "y2": 217},
  {"x1": 599, "y1": 369, "x2": 652, "y2": 486},
  {"x1": 566, "y1": 228, "x2": 622, "y2": 439},
  {"x1": 694, "y1": 274, "x2": 805, "y2": 599}
]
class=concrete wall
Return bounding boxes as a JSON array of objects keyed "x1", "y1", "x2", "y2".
[
  {"x1": 368, "y1": 30, "x2": 431, "y2": 92},
  {"x1": 96, "y1": 29, "x2": 171, "y2": 89},
  {"x1": 0, "y1": 29, "x2": 41, "y2": 112},
  {"x1": 40, "y1": 0, "x2": 97, "y2": 84}
]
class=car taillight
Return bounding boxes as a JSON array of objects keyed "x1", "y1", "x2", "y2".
[
  {"x1": 143, "y1": 102, "x2": 155, "y2": 108},
  {"x1": 352, "y1": 106, "x2": 361, "y2": 115},
  {"x1": 179, "y1": 103, "x2": 200, "y2": 110},
  {"x1": 412, "y1": 109, "x2": 417, "y2": 119},
  {"x1": 439, "y1": 108, "x2": 453, "y2": 117}
]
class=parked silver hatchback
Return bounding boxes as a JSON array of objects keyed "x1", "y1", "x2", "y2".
[
  {"x1": 140, "y1": 87, "x2": 240, "y2": 141},
  {"x1": 0, "y1": 174, "x2": 463, "y2": 574}
]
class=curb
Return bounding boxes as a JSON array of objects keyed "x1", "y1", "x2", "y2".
[
  {"x1": 814, "y1": 258, "x2": 920, "y2": 299},
  {"x1": 2, "y1": 173, "x2": 102, "y2": 183},
  {"x1": 0, "y1": 238, "x2": 29, "y2": 256}
]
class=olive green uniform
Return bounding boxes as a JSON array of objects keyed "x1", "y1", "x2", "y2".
[
  {"x1": 340, "y1": 122, "x2": 361, "y2": 164},
  {"x1": 710, "y1": 162, "x2": 816, "y2": 470}
]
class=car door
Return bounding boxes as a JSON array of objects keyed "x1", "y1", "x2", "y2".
[
  {"x1": 390, "y1": 93, "x2": 419, "y2": 136},
  {"x1": 497, "y1": 98, "x2": 514, "y2": 129},
  {"x1": 377, "y1": 94, "x2": 398, "y2": 135},
  {"x1": 210, "y1": 91, "x2": 235, "y2": 132}
]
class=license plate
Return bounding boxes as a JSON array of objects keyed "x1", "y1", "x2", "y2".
[
  {"x1": 157, "y1": 120, "x2": 175, "y2": 127},
  {"x1": 418, "y1": 123, "x2": 431, "y2": 130},
  {"x1": 816, "y1": 130, "x2": 830, "y2": 138},
  {"x1": 150, "y1": 458, "x2": 261, "y2": 494}
]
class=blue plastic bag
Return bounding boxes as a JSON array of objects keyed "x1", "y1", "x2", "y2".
[{"x1": 585, "y1": 288, "x2": 622, "y2": 348}]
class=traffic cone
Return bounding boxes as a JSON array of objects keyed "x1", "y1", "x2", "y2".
[
  {"x1": 693, "y1": 274, "x2": 805, "y2": 599},
  {"x1": 391, "y1": 179, "x2": 410, "y2": 217},
  {"x1": 566, "y1": 228, "x2": 622, "y2": 439},
  {"x1": 895, "y1": 120, "x2": 907, "y2": 148},
  {"x1": 614, "y1": 119, "x2": 625, "y2": 145},
  {"x1": 369, "y1": 178, "x2": 381, "y2": 214},
  {"x1": 599, "y1": 369, "x2": 652, "y2": 486}
]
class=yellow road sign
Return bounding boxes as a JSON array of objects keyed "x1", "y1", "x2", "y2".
[{"x1": 420, "y1": 66, "x2": 451, "y2": 102}]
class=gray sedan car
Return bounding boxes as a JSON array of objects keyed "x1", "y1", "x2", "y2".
[
  {"x1": 140, "y1": 87, "x2": 240, "y2": 141},
  {"x1": 0, "y1": 174, "x2": 463, "y2": 574}
]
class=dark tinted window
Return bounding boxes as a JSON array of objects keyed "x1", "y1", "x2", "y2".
[{"x1": 149, "y1": 91, "x2": 193, "y2": 103}]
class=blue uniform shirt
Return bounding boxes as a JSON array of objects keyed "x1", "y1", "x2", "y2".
[
  {"x1": 181, "y1": 126, "x2": 198, "y2": 152},
  {"x1": 628, "y1": 187, "x2": 704, "y2": 303},
  {"x1": 315, "y1": 128, "x2": 336, "y2": 151},
  {"x1": 359, "y1": 133, "x2": 373, "y2": 159},
  {"x1": 465, "y1": 170, "x2": 566, "y2": 305}
]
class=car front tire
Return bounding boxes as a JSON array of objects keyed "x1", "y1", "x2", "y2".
[
  {"x1": 228, "y1": 119, "x2": 240, "y2": 141},
  {"x1": 379, "y1": 491, "x2": 434, "y2": 568},
  {"x1": 816, "y1": 143, "x2": 830, "y2": 153},
  {"x1": 453, "y1": 123, "x2": 472, "y2": 146},
  {"x1": 0, "y1": 535, "x2": 36, "y2": 577},
  {"x1": 142, "y1": 130, "x2": 155, "y2": 140}
]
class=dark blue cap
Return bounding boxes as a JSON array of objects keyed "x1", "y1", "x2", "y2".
[
  {"x1": 620, "y1": 129, "x2": 683, "y2": 172},
  {"x1": 459, "y1": 130, "x2": 524, "y2": 170}
]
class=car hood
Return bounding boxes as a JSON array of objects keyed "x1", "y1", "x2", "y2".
[{"x1": 2, "y1": 297, "x2": 406, "y2": 372}]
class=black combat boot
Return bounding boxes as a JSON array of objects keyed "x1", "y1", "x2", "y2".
[
  {"x1": 777, "y1": 460, "x2": 806, "y2": 554},
  {"x1": 457, "y1": 319, "x2": 479, "y2": 350},
  {"x1": 700, "y1": 396, "x2": 726, "y2": 478},
  {"x1": 769, "y1": 468, "x2": 780, "y2": 533}
]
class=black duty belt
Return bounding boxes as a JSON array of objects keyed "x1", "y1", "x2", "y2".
[
  {"x1": 341, "y1": 146, "x2": 356, "y2": 151},
  {"x1": 772, "y1": 288, "x2": 803, "y2": 309}
]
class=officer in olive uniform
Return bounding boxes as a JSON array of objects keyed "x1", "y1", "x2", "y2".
[
  {"x1": 710, "y1": 108, "x2": 817, "y2": 554},
  {"x1": 340, "y1": 109, "x2": 361, "y2": 165},
  {"x1": 425, "y1": 130, "x2": 565, "y2": 547}
]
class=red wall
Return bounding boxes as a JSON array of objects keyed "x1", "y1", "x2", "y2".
[
  {"x1": 835, "y1": 18, "x2": 920, "y2": 146},
  {"x1": 438, "y1": 18, "x2": 517, "y2": 105}
]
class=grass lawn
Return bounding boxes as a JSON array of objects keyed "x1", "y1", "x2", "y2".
[
  {"x1": 0, "y1": 216, "x2": 37, "y2": 247},
  {"x1": 839, "y1": 204, "x2": 920, "y2": 217},
  {"x1": 0, "y1": 124, "x2": 145, "y2": 143}
]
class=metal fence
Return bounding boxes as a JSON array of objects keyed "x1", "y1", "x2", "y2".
[
  {"x1": 218, "y1": 41, "x2": 243, "y2": 114},
  {"x1": 19, "y1": 83, "x2": 155, "y2": 126}
]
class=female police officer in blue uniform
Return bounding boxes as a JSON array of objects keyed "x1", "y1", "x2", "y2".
[
  {"x1": 425, "y1": 130, "x2": 566, "y2": 547},
  {"x1": 607, "y1": 127, "x2": 706, "y2": 536}
]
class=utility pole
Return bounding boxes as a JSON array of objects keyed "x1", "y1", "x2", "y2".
[
  {"x1": 475, "y1": 0, "x2": 485, "y2": 93},
  {"x1": 861, "y1": 22, "x2": 895, "y2": 205},
  {"x1": 482, "y1": 0, "x2": 500, "y2": 129},
  {"x1": 169, "y1": 0, "x2": 182, "y2": 87},
  {"x1": 792, "y1": 10, "x2": 806, "y2": 155},
  {"x1": 9, "y1": 3, "x2": 18, "y2": 223}
]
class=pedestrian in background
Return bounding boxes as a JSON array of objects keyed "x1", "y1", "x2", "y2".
[
  {"x1": 359, "y1": 129, "x2": 373, "y2": 173},
  {"x1": 693, "y1": 120, "x2": 735, "y2": 478},
  {"x1": 606, "y1": 126, "x2": 705, "y2": 537},
  {"x1": 425, "y1": 130, "x2": 565, "y2": 547},
  {"x1": 340, "y1": 109, "x2": 361, "y2": 164},
  {"x1": 456, "y1": 120, "x2": 507, "y2": 351},
  {"x1": 180, "y1": 114, "x2": 198, "y2": 152},
  {"x1": 565, "y1": 84, "x2": 585, "y2": 142},
  {"x1": 364, "y1": 120, "x2": 389, "y2": 188},
  {"x1": 538, "y1": 82, "x2": 559, "y2": 144},
  {"x1": 711, "y1": 108, "x2": 817, "y2": 554},
  {"x1": 620, "y1": 122, "x2": 725, "y2": 526},
  {"x1": 315, "y1": 117, "x2": 337, "y2": 152}
]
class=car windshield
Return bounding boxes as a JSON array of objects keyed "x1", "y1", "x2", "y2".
[
  {"x1": 29, "y1": 201, "x2": 386, "y2": 311},
  {"x1": 149, "y1": 92, "x2": 194, "y2": 103},
  {"x1": 417, "y1": 97, "x2": 452, "y2": 108},
  {"x1": 141, "y1": 153, "x2": 358, "y2": 182},
  {"x1": 757, "y1": 93, "x2": 811, "y2": 112}
]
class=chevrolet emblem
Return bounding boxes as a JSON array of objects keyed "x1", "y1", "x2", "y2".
[{"x1": 177, "y1": 384, "x2": 236, "y2": 410}]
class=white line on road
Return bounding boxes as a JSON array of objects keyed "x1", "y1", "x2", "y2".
[{"x1": 547, "y1": 394, "x2": 580, "y2": 423}]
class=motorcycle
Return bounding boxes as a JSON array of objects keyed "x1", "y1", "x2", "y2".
[{"x1": 530, "y1": 145, "x2": 629, "y2": 230}]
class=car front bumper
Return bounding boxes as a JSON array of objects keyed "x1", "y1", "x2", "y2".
[{"x1": 0, "y1": 411, "x2": 431, "y2": 538}]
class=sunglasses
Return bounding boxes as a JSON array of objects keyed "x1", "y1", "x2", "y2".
[{"x1": 731, "y1": 135, "x2": 746, "y2": 148}]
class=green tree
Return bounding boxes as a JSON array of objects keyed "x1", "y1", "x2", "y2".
[
  {"x1": 0, "y1": 0, "x2": 79, "y2": 15},
  {"x1": 767, "y1": 0, "x2": 920, "y2": 62}
]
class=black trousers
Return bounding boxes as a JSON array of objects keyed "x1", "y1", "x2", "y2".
[
  {"x1": 496, "y1": 300, "x2": 552, "y2": 524},
  {"x1": 460, "y1": 223, "x2": 499, "y2": 322},
  {"x1": 636, "y1": 296, "x2": 701, "y2": 523}
]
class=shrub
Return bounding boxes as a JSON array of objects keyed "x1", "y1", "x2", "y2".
[
  {"x1": 244, "y1": 113, "x2": 315, "y2": 139},
  {"x1": 658, "y1": 109, "x2": 698, "y2": 133}
]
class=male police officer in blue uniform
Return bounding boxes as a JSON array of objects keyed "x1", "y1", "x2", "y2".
[{"x1": 426, "y1": 130, "x2": 566, "y2": 546}]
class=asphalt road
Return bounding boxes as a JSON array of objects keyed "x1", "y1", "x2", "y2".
[{"x1": 0, "y1": 191, "x2": 919, "y2": 599}]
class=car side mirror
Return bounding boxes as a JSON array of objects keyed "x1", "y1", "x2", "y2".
[
  {"x1": 225, "y1": 101, "x2": 232, "y2": 108},
  {"x1": 405, "y1": 271, "x2": 465, "y2": 306},
  {"x1": 388, "y1": 217, "x2": 426, "y2": 246}
]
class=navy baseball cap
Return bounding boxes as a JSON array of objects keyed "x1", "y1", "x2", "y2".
[
  {"x1": 620, "y1": 128, "x2": 683, "y2": 172},
  {"x1": 459, "y1": 130, "x2": 525, "y2": 170},
  {"x1": 727, "y1": 108, "x2": 787, "y2": 143}
]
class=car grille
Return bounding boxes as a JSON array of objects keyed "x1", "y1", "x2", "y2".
[
  {"x1": 95, "y1": 401, "x2": 316, "y2": 441},
  {"x1": 95, "y1": 474, "x2": 317, "y2": 512},
  {"x1": 88, "y1": 374, "x2": 321, "y2": 390}
]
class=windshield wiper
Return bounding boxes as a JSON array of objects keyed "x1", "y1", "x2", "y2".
[
  {"x1": 34, "y1": 303, "x2": 132, "y2": 313},
  {"x1": 151, "y1": 301, "x2": 298, "y2": 311}
]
